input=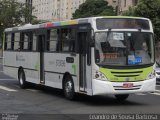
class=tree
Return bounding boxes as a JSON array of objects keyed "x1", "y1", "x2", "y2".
[
  {"x1": 0, "y1": 0, "x2": 34, "y2": 48},
  {"x1": 122, "y1": 0, "x2": 160, "y2": 42},
  {"x1": 72, "y1": 0, "x2": 116, "y2": 19}
]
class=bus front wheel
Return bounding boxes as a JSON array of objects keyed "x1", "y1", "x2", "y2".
[
  {"x1": 63, "y1": 76, "x2": 75, "y2": 100},
  {"x1": 18, "y1": 69, "x2": 27, "y2": 89},
  {"x1": 115, "y1": 94, "x2": 129, "y2": 101}
]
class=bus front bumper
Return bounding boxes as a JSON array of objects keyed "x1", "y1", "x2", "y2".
[{"x1": 92, "y1": 78, "x2": 156, "y2": 95}]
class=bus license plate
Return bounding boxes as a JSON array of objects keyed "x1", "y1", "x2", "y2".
[{"x1": 123, "y1": 83, "x2": 133, "y2": 88}]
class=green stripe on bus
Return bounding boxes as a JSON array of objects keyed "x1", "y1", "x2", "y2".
[
  {"x1": 72, "y1": 64, "x2": 76, "y2": 75},
  {"x1": 35, "y1": 61, "x2": 40, "y2": 70},
  {"x1": 99, "y1": 66, "x2": 153, "y2": 82}
]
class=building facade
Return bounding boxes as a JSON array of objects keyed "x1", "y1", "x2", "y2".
[
  {"x1": 31, "y1": 0, "x2": 138, "y2": 21},
  {"x1": 106, "y1": 0, "x2": 139, "y2": 15},
  {"x1": 32, "y1": 0, "x2": 86, "y2": 21},
  {"x1": 106, "y1": 0, "x2": 118, "y2": 9},
  {"x1": 118, "y1": 0, "x2": 138, "y2": 14}
]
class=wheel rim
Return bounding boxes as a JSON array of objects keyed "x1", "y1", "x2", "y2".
[
  {"x1": 65, "y1": 80, "x2": 73, "y2": 96},
  {"x1": 19, "y1": 73, "x2": 24, "y2": 85}
]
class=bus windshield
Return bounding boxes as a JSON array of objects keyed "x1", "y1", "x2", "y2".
[{"x1": 95, "y1": 32, "x2": 154, "y2": 66}]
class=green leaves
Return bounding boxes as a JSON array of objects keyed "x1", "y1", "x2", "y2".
[
  {"x1": 122, "y1": 0, "x2": 160, "y2": 42},
  {"x1": 72, "y1": 0, "x2": 116, "y2": 19},
  {"x1": 0, "y1": 0, "x2": 34, "y2": 47},
  {"x1": 0, "y1": 0, "x2": 23, "y2": 27}
]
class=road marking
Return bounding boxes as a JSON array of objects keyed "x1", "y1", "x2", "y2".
[{"x1": 0, "y1": 85, "x2": 17, "y2": 92}]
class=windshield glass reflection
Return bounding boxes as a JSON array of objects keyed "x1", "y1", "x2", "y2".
[{"x1": 95, "y1": 32, "x2": 154, "y2": 66}]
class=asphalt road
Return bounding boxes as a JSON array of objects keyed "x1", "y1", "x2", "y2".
[{"x1": 0, "y1": 64, "x2": 160, "y2": 120}]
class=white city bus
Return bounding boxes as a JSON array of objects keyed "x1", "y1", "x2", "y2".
[{"x1": 3, "y1": 16, "x2": 156, "y2": 100}]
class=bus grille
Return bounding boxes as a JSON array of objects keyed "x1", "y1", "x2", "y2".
[{"x1": 111, "y1": 71, "x2": 143, "y2": 77}]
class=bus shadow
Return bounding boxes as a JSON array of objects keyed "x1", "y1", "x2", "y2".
[
  {"x1": 26, "y1": 84, "x2": 147, "y2": 106},
  {"x1": 77, "y1": 95, "x2": 147, "y2": 106}
]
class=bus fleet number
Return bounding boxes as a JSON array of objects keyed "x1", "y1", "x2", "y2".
[{"x1": 56, "y1": 60, "x2": 65, "y2": 67}]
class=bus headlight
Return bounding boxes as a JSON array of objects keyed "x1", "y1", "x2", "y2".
[
  {"x1": 147, "y1": 70, "x2": 155, "y2": 79},
  {"x1": 94, "y1": 71, "x2": 108, "y2": 81}
]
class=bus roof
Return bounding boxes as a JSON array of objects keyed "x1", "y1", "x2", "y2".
[{"x1": 4, "y1": 16, "x2": 150, "y2": 32}]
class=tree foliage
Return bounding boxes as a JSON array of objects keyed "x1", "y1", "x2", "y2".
[
  {"x1": 122, "y1": 0, "x2": 160, "y2": 41},
  {"x1": 72, "y1": 0, "x2": 116, "y2": 19},
  {"x1": 0, "y1": 0, "x2": 34, "y2": 47}
]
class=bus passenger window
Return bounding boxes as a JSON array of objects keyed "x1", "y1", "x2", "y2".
[
  {"x1": 50, "y1": 29, "x2": 58, "y2": 52},
  {"x1": 61, "y1": 28, "x2": 75, "y2": 52},
  {"x1": 5, "y1": 33, "x2": 12, "y2": 50},
  {"x1": 32, "y1": 33, "x2": 37, "y2": 51},
  {"x1": 23, "y1": 33, "x2": 29, "y2": 50},
  {"x1": 47, "y1": 29, "x2": 58, "y2": 52},
  {"x1": 14, "y1": 33, "x2": 20, "y2": 50},
  {"x1": 21, "y1": 32, "x2": 32, "y2": 51}
]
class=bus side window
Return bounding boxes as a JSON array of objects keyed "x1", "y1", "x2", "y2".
[
  {"x1": 14, "y1": 32, "x2": 20, "y2": 50},
  {"x1": 5, "y1": 33, "x2": 12, "y2": 50},
  {"x1": 61, "y1": 28, "x2": 75, "y2": 52},
  {"x1": 24, "y1": 33, "x2": 29, "y2": 50},
  {"x1": 32, "y1": 33, "x2": 37, "y2": 51},
  {"x1": 69, "y1": 29, "x2": 76, "y2": 52},
  {"x1": 20, "y1": 32, "x2": 32, "y2": 51},
  {"x1": 47, "y1": 29, "x2": 58, "y2": 52}
]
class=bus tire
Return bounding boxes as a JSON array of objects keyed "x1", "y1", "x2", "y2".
[
  {"x1": 115, "y1": 94, "x2": 129, "y2": 101},
  {"x1": 63, "y1": 75, "x2": 75, "y2": 100},
  {"x1": 18, "y1": 69, "x2": 27, "y2": 89}
]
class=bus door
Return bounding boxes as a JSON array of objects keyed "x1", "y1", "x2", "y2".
[
  {"x1": 37, "y1": 31, "x2": 46, "y2": 84},
  {"x1": 77, "y1": 25, "x2": 91, "y2": 92},
  {"x1": 78, "y1": 32, "x2": 87, "y2": 91}
]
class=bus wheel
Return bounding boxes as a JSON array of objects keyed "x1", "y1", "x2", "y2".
[
  {"x1": 115, "y1": 94, "x2": 129, "y2": 101},
  {"x1": 18, "y1": 70, "x2": 27, "y2": 89},
  {"x1": 63, "y1": 76, "x2": 75, "y2": 100}
]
